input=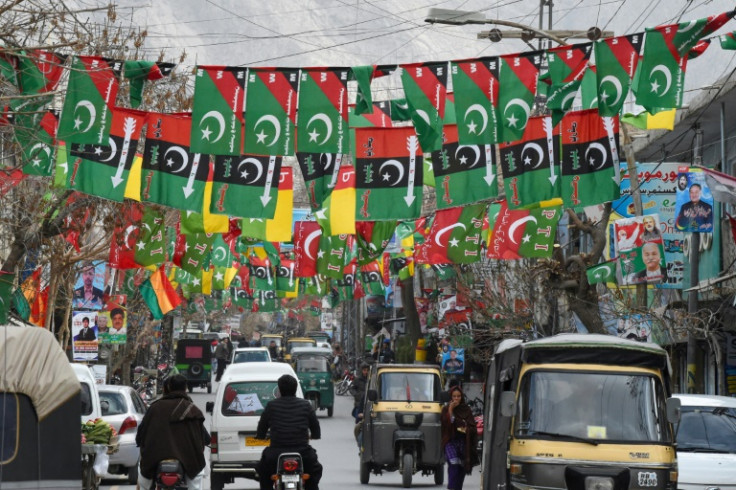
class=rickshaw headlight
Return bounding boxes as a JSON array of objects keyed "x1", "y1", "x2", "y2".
[
  {"x1": 309, "y1": 380, "x2": 316, "y2": 387},
  {"x1": 585, "y1": 476, "x2": 614, "y2": 490}
]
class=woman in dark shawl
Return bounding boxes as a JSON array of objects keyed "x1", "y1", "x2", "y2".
[{"x1": 440, "y1": 385, "x2": 479, "y2": 490}]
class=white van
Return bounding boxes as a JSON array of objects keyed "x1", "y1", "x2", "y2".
[
  {"x1": 71, "y1": 363, "x2": 102, "y2": 422},
  {"x1": 207, "y1": 362, "x2": 303, "y2": 490}
]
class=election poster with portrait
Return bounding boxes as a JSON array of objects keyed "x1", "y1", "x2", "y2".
[
  {"x1": 71, "y1": 310, "x2": 99, "y2": 361},
  {"x1": 614, "y1": 215, "x2": 667, "y2": 286},
  {"x1": 95, "y1": 308, "x2": 127, "y2": 345},
  {"x1": 674, "y1": 169, "x2": 714, "y2": 233},
  {"x1": 441, "y1": 347, "x2": 465, "y2": 375},
  {"x1": 72, "y1": 260, "x2": 106, "y2": 310}
]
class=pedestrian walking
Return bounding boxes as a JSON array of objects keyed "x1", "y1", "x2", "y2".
[
  {"x1": 214, "y1": 338, "x2": 228, "y2": 382},
  {"x1": 441, "y1": 386, "x2": 479, "y2": 490}
]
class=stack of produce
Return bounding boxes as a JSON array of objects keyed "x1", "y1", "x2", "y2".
[{"x1": 81, "y1": 418, "x2": 117, "y2": 445}]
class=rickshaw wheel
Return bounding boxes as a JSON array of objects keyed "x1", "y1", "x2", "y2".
[
  {"x1": 187, "y1": 383, "x2": 193, "y2": 393},
  {"x1": 433, "y1": 465, "x2": 444, "y2": 485},
  {"x1": 360, "y1": 461, "x2": 370, "y2": 484},
  {"x1": 327, "y1": 405, "x2": 334, "y2": 417},
  {"x1": 402, "y1": 453, "x2": 413, "y2": 488}
]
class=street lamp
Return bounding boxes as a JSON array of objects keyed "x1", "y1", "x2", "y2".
[{"x1": 425, "y1": 8, "x2": 612, "y2": 46}]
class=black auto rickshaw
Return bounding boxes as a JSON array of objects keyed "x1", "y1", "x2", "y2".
[
  {"x1": 359, "y1": 363, "x2": 446, "y2": 488},
  {"x1": 175, "y1": 338, "x2": 213, "y2": 393}
]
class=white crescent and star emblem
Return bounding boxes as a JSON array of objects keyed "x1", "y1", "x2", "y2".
[
  {"x1": 595, "y1": 263, "x2": 613, "y2": 278},
  {"x1": 254, "y1": 115, "x2": 282, "y2": 146},
  {"x1": 379, "y1": 159, "x2": 405, "y2": 186},
  {"x1": 508, "y1": 216, "x2": 537, "y2": 244},
  {"x1": 100, "y1": 137, "x2": 118, "y2": 162},
  {"x1": 414, "y1": 109, "x2": 431, "y2": 132},
  {"x1": 463, "y1": 104, "x2": 488, "y2": 134},
  {"x1": 585, "y1": 142, "x2": 608, "y2": 170},
  {"x1": 503, "y1": 98, "x2": 531, "y2": 128},
  {"x1": 306, "y1": 113, "x2": 333, "y2": 145},
  {"x1": 521, "y1": 142, "x2": 545, "y2": 169},
  {"x1": 73, "y1": 100, "x2": 97, "y2": 133},
  {"x1": 434, "y1": 223, "x2": 466, "y2": 247},
  {"x1": 28, "y1": 142, "x2": 51, "y2": 165},
  {"x1": 213, "y1": 246, "x2": 227, "y2": 263},
  {"x1": 199, "y1": 110, "x2": 226, "y2": 142},
  {"x1": 304, "y1": 229, "x2": 321, "y2": 260},
  {"x1": 599, "y1": 75, "x2": 623, "y2": 106},
  {"x1": 122, "y1": 225, "x2": 136, "y2": 249},
  {"x1": 321, "y1": 153, "x2": 333, "y2": 170},
  {"x1": 559, "y1": 91, "x2": 577, "y2": 110},
  {"x1": 237, "y1": 157, "x2": 264, "y2": 183},
  {"x1": 455, "y1": 145, "x2": 481, "y2": 167},
  {"x1": 649, "y1": 65, "x2": 672, "y2": 95},
  {"x1": 164, "y1": 146, "x2": 190, "y2": 174}
]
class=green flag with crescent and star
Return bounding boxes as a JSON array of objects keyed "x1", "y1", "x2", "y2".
[
  {"x1": 431, "y1": 124, "x2": 498, "y2": 210},
  {"x1": 243, "y1": 67, "x2": 299, "y2": 157},
  {"x1": 352, "y1": 64, "x2": 396, "y2": 116},
  {"x1": 450, "y1": 57, "x2": 500, "y2": 145},
  {"x1": 400, "y1": 62, "x2": 448, "y2": 153},
  {"x1": 545, "y1": 43, "x2": 592, "y2": 124},
  {"x1": 57, "y1": 56, "x2": 120, "y2": 145},
  {"x1": 141, "y1": 112, "x2": 210, "y2": 212},
  {"x1": 498, "y1": 51, "x2": 544, "y2": 143},
  {"x1": 211, "y1": 153, "x2": 282, "y2": 219},
  {"x1": 135, "y1": 206, "x2": 167, "y2": 267},
  {"x1": 296, "y1": 67, "x2": 350, "y2": 155},
  {"x1": 586, "y1": 259, "x2": 619, "y2": 285},
  {"x1": 13, "y1": 109, "x2": 57, "y2": 176},
  {"x1": 191, "y1": 65, "x2": 246, "y2": 156},
  {"x1": 594, "y1": 33, "x2": 644, "y2": 117}
]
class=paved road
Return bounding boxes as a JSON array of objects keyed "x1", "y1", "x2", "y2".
[{"x1": 101, "y1": 377, "x2": 481, "y2": 489}]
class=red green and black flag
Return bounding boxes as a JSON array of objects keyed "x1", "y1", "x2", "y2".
[
  {"x1": 487, "y1": 201, "x2": 561, "y2": 260},
  {"x1": 211, "y1": 153, "x2": 282, "y2": 219},
  {"x1": 545, "y1": 43, "x2": 592, "y2": 124},
  {"x1": 431, "y1": 124, "x2": 498, "y2": 210},
  {"x1": 297, "y1": 67, "x2": 351, "y2": 155},
  {"x1": 249, "y1": 255, "x2": 274, "y2": 292},
  {"x1": 58, "y1": 56, "x2": 120, "y2": 145},
  {"x1": 673, "y1": 11, "x2": 735, "y2": 55},
  {"x1": 276, "y1": 257, "x2": 297, "y2": 296},
  {"x1": 293, "y1": 220, "x2": 321, "y2": 277},
  {"x1": 593, "y1": 33, "x2": 644, "y2": 117},
  {"x1": 354, "y1": 126, "x2": 423, "y2": 221},
  {"x1": 296, "y1": 152, "x2": 341, "y2": 211},
  {"x1": 67, "y1": 108, "x2": 146, "y2": 201},
  {"x1": 244, "y1": 67, "x2": 299, "y2": 156},
  {"x1": 141, "y1": 113, "x2": 210, "y2": 212},
  {"x1": 720, "y1": 31, "x2": 736, "y2": 49},
  {"x1": 351, "y1": 64, "x2": 397, "y2": 116},
  {"x1": 559, "y1": 109, "x2": 621, "y2": 208},
  {"x1": 498, "y1": 51, "x2": 544, "y2": 143},
  {"x1": 400, "y1": 62, "x2": 448, "y2": 153},
  {"x1": 123, "y1": 60, "x2": 175, "y2": 108},
  {"x1": 450, "y1": 57, "x2": 500, "y2": 145},
  {"x1": 13, "y1": 109, "x2": 57, "y2": 176},
  {"x1": 191, "y1": 66, "x2": 246, "y2": 156},
  {"x1": 498, "y1": 115, "x2": 560, "y2": 208},
  {"x1": 415, "y1": 204, "x2": 486, "y2": 265},
  {"x1": 135, "y1": 206, "x2": 167, "y2": 268},
  {"x1": 355, "y1": 220, "x2": 397, "y2": 266}
]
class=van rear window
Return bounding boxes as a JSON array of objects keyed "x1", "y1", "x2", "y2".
[
  {"x1": 222, "y1": 381, "x2": 279, "y2": 416},
  {"x1": 185, "y1": 346, "x2": 203, "y2": 358},
  {"x1": 80, "y1": 383, "x2": 93, "y2": 416}
]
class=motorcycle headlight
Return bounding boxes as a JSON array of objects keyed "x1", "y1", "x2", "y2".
[{"x1": 585, "y1": 476, "x2": 614, "y2": 490}]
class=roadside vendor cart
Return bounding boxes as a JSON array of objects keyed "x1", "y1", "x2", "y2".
[{"x1": 81, "y1": 439, "x2": 119, "y2": 490}]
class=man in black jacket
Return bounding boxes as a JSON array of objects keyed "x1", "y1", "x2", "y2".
[
  {"x1": 256, "y1": 374, "x2": 322, "y2": 490},
  {"x1": 136, "y1": 374, "x2": 208, "y2": 489}
]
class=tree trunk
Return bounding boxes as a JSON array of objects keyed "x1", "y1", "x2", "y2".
[{"x1": 400, "y1": 277, "x2": 421, "y2": 346}]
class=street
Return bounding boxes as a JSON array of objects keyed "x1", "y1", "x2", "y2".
[{"x1": 101, "y1": 379, "x2": 481, "y2": 489}]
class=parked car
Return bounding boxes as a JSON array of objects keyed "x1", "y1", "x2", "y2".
[
  {"x1": 674, "y1": 394, "x2": 736, "y2": 490},
  {"x1": 98, "y1": 385, "x2": 148, "y2": 484},
  {"x1": 231, "y1": 347, "x2": 271, "y2": 364},
  {"x1": 206, "y1": 362, "x2": 303, "y2": 490}
]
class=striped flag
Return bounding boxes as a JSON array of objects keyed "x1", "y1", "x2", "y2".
[{"x1": 140, "y1": 266, "x2": 181, "y2": 319}]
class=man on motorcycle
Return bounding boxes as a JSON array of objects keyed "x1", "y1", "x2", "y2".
[
  {"x1": 136, "y1": 374, "x2": 208, "y2": 489},
  {"x1": 256, "y1": 374, "x2": 323, "y2": 490}
]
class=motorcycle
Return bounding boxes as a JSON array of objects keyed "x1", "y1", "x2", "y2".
[
  {"x1": 155, "y1": 459, "x2": 187, "y2": 489},
  {"x1": 272, "y1": 452, "x2": 307, "y2": 490}
]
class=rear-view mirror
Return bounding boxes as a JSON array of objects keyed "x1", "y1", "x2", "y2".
[
  {"x1": 367, "y1": 389, "x2": 378, "y2": 402},
  {"x1": 499, "y1": 391, "x2": 516, "y2": 417},
  {"x1": 205, "y1": 401, "x2": 214, "y2": 413},
  {"x1": 666, "y1": 397, "x2": 681, "y2": 424}
]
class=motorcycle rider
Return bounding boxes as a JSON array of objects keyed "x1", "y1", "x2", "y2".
[
  {"x1": 256, "y1": 374, "x2": 323, "y2": 490},
  {"x1": 136, "y1": 374, "x2": 208, "y2": 490}
]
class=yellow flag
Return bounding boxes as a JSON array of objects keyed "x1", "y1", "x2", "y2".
[
  {"x1": 124, "y1": 153, "x2": 143, "y2": 201},
  {"x1": 202, "y1": 180, "x2": 230, "y2": 233},
  {"x1": 266, "y1": 168, "x2": 294, "y2": 242},
  {"x1": 315, "y1": 166, "x2": 355, "y2": 235}
]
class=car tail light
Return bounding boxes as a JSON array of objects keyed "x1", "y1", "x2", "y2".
[
  {"x1": 160, "y1": 473, "x2": 182, "y2": 486},
  {"x1": 118, "y1": 416, "x2": 138, "y2": 435},
  {"x1": 282, "y1": 459, "x2": 299, "y2": 472},
  {"x1": 210, "y1": 432, "x2": 218, "y2": 454}
]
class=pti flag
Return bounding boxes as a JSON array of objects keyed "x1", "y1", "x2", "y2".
[
  {"x1": 296, "y1": 67, "x2": 350, "y2": 155},
  {"x1": 173, "y1": 230, "x2": 215, "y2": 275},
  {"x1": 499, "y1": 115, "x2": 560, "y2": 208},
  {"x1": 296, "y1": 152, "x2": 341, "y2": 211},
  {"x1": 356, "y1": 220, "x2": 397, "y2": 266},
  {"x1": 191, "y1": 66, "x2": 246, "y2": 155},
  {"x1": 450, "y1": 57, "x2": 500, "y2": 145},
  {"x1": 243, "y1": 67, "x2": 299, "y2": 156},
  {"x1": 594, "y1": 33, "x2": 644, "y2": 117},
  {"x1": 57, "y1": 56, "x2": 120, "y2": 145},
  {"x1": 559, "y1": 109, "x2": 620, "y2": 208},
  {"x1": 67, "y1": 108, "x2": 146, "y2": 201},
  {"x1": 354, "y1": 126, "x2": 423, "y2": 221},
  {"x1": 545, "y1": 43, "x2": 592, "y2": 123},
  {"x1": 498, "y1": 51, "x2": 544, "y2": 143},
  {"x1": 211, "y1": 153, "x2": 282, "y2": 219},
  {"x1": 317, "y1": 234, "x2": 351, "y2": 280},
  {"x1": 487, "y1": 201, "x2": 561, "y2": 260},
  {"x1": 135, "y1": 206, "x2": 167, "y2": 267},
  {"x1": 400, "y1": 62, "x2": 448, "y2": 153},
  {"x1": 415, "y1": 204, "x2": 486, "y2": 264},
  {"x1": 142, "y1": 113, "x2": 210, "y2": 212},
  {"x1": 13, "y1": 109, "x2": 57, "y2": 176},
  {"x1": 432, "y1": 124, "x2": 498, "y2": 210},
  {"x1": 293, "y1": 221, "x2": 321, "y2": 277}
]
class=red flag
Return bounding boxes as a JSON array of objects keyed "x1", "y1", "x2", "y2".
[
  {"x1": 293, "y1": 221, "x2": 321, "y2": 277},
  {"x1": 728, "y1": 214, "x2": 736, "y2": 246},
  {"x1": 63, "y1": 193, "x2": 90, "y2": 252},
  {"x1": 0, "y1": 168, "x2": 26, "y2": 196},
  {"x1": 108, "y1": 202, "x2": 143, "y2": 269}
]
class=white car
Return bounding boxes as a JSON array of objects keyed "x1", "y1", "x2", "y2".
[
  {"x1": 98, "y1": 385, "x2": 148, "y2": 484},
  {"x1": 674, "y1": 394, "x2": 736, "y2": 490},
  {"x1": 71, "y1": 363, "x2": 101, "y2": 423},
  {"x1": 207, "y1": 362, "x2": 303, "y2": 490},
  {"x1": 230, "y1": 346, "x2": 271, "y2": 364}
]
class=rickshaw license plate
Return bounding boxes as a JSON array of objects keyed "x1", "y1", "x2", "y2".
[{"x1": 245, "y1": 437, "x2": 269, "y2": 446}]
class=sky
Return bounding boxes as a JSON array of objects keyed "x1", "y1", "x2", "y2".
[{"x1": 81, "y1": 0, "x2": 736, "y2": 104}]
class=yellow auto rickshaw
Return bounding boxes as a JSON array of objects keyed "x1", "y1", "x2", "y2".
[{"x1": 284, "y1": 337, "x2": 317, "y2": 363}]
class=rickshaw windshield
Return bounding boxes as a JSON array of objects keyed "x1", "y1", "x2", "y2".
[
  {"x1": 296, "y1": 356, "x2": 329, "y2": 372},
  {"x1": 514, "y1": 370, "x2": 671, "y2": 443},
  {"x1": 185, "y1": 345, "x2": 204, "y2": 359},
  {"x1": 379, "y1": 372, "x2": 439, "y2": 402},
  {"x1": 288, "y1": 341, "x2": 315, "y2": 353},
  {"x1": 221, "y1": 381, "x2": 279, "y2": 416},
  {"x1": 263, "y1": 337, "x2": 282, "y2": 347}
]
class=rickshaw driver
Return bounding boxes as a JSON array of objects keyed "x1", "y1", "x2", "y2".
[{"x1": 256, "y1": 374, "x2": 323, "y2": 490}]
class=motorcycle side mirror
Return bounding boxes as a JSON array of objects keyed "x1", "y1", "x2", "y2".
[
  {"x1": 367, "y1": 389, "x2": 378, "y2": 401},
  {"x1": 439, "y1": 391, "x2": 450, "y2": 403},
  {"x1": 499, "y1": 391, "x2": 516, "y2": 417},
  {"x1": 205, "y1": 401, "x2": 214, "y2": 413},
  {"x1": 666, "y1": 397, "x2": 681, "y2": 424}
]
